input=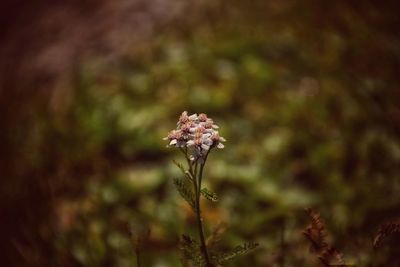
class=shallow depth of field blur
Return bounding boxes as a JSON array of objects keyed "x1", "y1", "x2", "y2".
[{"x1": 1, "y1": 1, "x2": 400, "y2": 266}]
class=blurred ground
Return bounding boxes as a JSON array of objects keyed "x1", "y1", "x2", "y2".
[{"x1": 1, "y1": 0, "x2": 400, "y2": 266}]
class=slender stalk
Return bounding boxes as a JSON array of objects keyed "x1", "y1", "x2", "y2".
[
  {"x1": 198, "y1": 151, "x2": 210, "y2": 190},
  {"x1": 181, "y1": 147, "x2": 212, "y2": 266},
  {"x1": 279, "y1": 218, "x2": 286, "y2": 267},
  {"x1": 196, "y1": 162, "x2": 212, "y2": 266},
  {"x1": 135, "y1": 247, "x2": 141, "y2": 267},
  {"x1": 196, "y1": 151, "x2": 212, "y2": 267}
]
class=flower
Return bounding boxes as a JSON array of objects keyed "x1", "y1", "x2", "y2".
[
  {"x1": 198, "y1": 113, "x2": 208, "y2": 122},
  {"x1": 177, "y1": 111, "x2": 190, "y2": 126},
  {"x1": 164, "y1": 111, "x2": 226, "y2": 163},
  {"x1": 163, "y1": 129, "x2": 185, "y2": 147},
  {"x1": 211, "y1": 131, "x2": 226, "y2": 149}
]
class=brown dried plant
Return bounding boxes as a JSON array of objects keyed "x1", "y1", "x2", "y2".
[
  {"x1": 303, "y1": 208, "x2": 346, "y2": 267},
  {"x1": 373, "y1": 218, "x2": 400, "y2": 249}
]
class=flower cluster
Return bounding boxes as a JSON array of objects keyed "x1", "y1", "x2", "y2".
[{"x1": 164, "y1": 111, "x2": 226, "y2": 163}]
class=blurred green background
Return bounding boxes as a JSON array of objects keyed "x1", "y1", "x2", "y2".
[{"x1": 1, "y1": 0, "x2": 400, "y2": 266}]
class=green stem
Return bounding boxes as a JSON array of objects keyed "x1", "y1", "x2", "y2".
[
  {"x1": 196, "y1": 151, "x2": 212, "y2": 267},
  {"x1": 182, "y1": 147, "x2": 212, "y2": 266}
]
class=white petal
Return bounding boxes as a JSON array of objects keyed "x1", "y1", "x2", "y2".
[
  {"x1": 169, "y1": 139, "x2": 177, "y2": 145},
  {"x1": 201, "y1": 144, "x2": 210, "y2": 150},
  {"x1": 204, "y1": 139, "x2": 213, "y2": 146},
  {"x1": 186, "y1": 140, "x2": 195, "y2": 146},
  {"x1": 217, "y1": 143, "x2": 224, "y2": 149},
  {"x1": 189, "y1": 114, "x2": 198, "y2": 120},
  {"x1": 220, "y1": 137, "x2": 226, "y2": 142},
  {"x1": 203, "y1": 133, "x2": 212, "y2": 138},
  {"x1": 212, "y1": 124, "x2": 219, "y2": 129}
]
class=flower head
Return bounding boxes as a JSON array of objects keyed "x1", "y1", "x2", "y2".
[{"x1": 164, "y1": 111, "x2": 226, "y2": 163}]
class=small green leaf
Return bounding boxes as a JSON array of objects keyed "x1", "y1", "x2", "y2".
[
  {"x1": 180, "y1": 235, "x2": 205, "y2": 267},
  {"x1": 173, "y1": 178, "x2": 195, "y2": 210},
  {"x1": 173, "y1": 160, "x2": 186, "y2": 174},
  {"x1": 213, "y1": 242, "x2": 259, "y2": 264},
  {"x1": 200, "y1": 188, "x2": 218, "y2": 202},
  {"x1": 173, "y1": 160, "x2": 194, "y2": 181}
]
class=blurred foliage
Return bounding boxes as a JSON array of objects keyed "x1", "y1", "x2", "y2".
[{"x1": 1, "y1": 0, "x2": 400, "y2": 266}]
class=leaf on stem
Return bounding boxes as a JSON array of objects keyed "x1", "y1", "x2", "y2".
[
  {"x1": 180, "y1": 234, "x2": 205, "y2": 267},
  {"x1": 200, "y1": 187, "x2": 218, "y2": 202},
  {"x1": 212, "y1": 242, "x2": 259, "y2": 264},
  {"x1": 173, "y1": 160, "x2": 194, "y2": 181},
  {"x1": 173, "y1": 177, "x2": 195, "y2": 211}
]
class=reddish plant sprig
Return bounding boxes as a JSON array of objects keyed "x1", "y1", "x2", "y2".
[{"x1": 303, "y1": 208, "x2": 345, "y2": 267}]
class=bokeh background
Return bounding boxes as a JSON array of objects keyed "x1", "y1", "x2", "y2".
[{"x1": 1, "y1": 0, "x2": 400, "y2": 266}]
